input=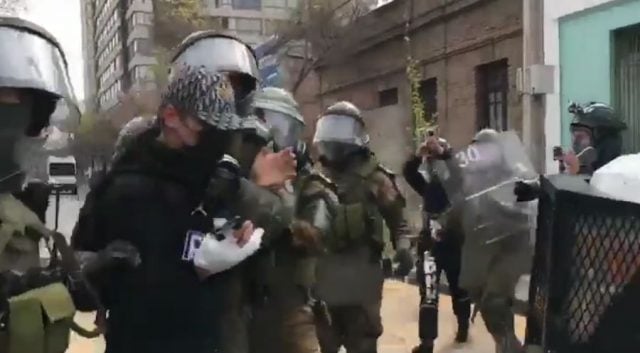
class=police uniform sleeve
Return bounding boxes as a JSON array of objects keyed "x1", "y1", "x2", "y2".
[
  {"x1": 291, "y1": 177, "x2": 334, "y2": 253},
  {"x1": 233, "y1": 178, "x2": 294, "y2": 247},
  {"x1": 369, "y1": 169, "x2": 411, "y2": 251}
]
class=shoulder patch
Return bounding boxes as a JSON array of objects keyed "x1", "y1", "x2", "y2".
[{"x1": 302, "y1": 172, "x2": 336, "y2": 192}]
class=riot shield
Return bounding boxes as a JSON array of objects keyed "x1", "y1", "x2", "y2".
[
  {"x1": 444, "y1": 131, "x2": 538, "y2": 245},
  {"x1": 0, "y1": 1, "x2": 80, "y2": 132}
]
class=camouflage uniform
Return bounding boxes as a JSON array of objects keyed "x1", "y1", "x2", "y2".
[
  {"x1": 0, "y1": 12, "x2": 119, "y2": 353},
  {"x1": 249, "y1": 88, "x2": 332, "y2": 353},
  {"x1": 454, "y1": 129, "x2": 534, "y2": 353},
  {"x1": 312, "y1": 102, "x2": 411, "y2": 353}
]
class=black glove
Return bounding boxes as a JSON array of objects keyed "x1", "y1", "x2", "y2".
[
  {"x1": 393, "y1": 248, "x2": 415, "y2": 277},
  {"x1": 514, "y1": 180, "x2": 540, "y2": 202},
  {"x1": 74, "y1": 240, "x2": 140, "y2": 312},
  {"x1": 80, "y1": 240, "x2": 140, "y2": 276}
]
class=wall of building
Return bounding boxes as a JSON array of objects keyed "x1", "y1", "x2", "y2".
[
  {"x1": 542, "y1": 0, "x2": 640, "y2": 172},
  {"x1": 81, "y1": 0, "x2": 98, "y2": 109},
  {"x1": 204, "y1": 0, "x2": 297, "y2": 46},
  {"x1": 314, "y1": 0, "x2": 523, "y2": 228},
  {"x1": 317, "y1": 0, "x2": 523, "y2": 149},
  {"x1": 559, "y1": 1, "x2": 640, "y2": 148}
]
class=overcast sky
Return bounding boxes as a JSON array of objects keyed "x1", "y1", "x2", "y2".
[
  {"x1": 9, "y1": 0, "x2": 398, "y2": 105},
  {"x1": 30, "y1": 0, "x2": 85, "y2": 101}
]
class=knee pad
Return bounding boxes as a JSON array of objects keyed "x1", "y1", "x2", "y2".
[{"x1": 480, "y1": 294, "x2": 514, "y2": 336}]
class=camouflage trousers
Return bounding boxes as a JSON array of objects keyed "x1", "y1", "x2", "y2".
[
  {"x1": 316, "y1": 301, "x2": 383, "y2": 353},
  {"x1": 250, "y1": 295, "x2": 321, "y2": 353}
]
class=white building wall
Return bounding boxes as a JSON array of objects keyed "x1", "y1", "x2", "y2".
[{"x1": 542, "y1": 0, "x2": 617, "y2": 173}]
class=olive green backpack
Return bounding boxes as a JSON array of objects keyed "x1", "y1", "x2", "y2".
[{"x1": 0, "y1": 194, "x2": 101, "y2": 353}]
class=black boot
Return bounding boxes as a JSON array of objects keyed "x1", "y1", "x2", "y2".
[
  {"x1": 453, "y1": 297, "x2": 471, "y2": 343},
  {"x1": 412, "y1": 341, "x2": 434, "y2": 353},
  {"x1": 455, "y1": 320, "x2": 469, "y2": 343}
]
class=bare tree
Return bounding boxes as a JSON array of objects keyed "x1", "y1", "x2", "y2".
[
  {"x1": 71, "y1": 109, "x2": 119, "y2": 167},
  {"x1": 270, "y1": 0, "x2": 376, "y2": 94},
  {"x1": 152, "y1": 0, "x2": 218, "y2": 51}
]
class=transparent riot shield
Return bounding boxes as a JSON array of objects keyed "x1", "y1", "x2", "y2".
[{"x1": 444, "y1": 131, "x2": 538, "y2": 245}]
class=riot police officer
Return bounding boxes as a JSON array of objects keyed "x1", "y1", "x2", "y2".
[
  {"x1": 515, "y1": 102, "x2": 628, "y2": 202},
  {"x1": 312, "y1": 101, "x2": 412, "y2": 353},
  {"x1": 459, "y1": 129, "x2": 535, "y2": 353},
  {"x1": 563, "y1": 102, "x2": 627, "y2": 175},
  {"x1": 403, "y1": 135, "x2": 471, "y2": 353},
  {"x1": 0, "y1": 15, "x2": 137, "y2": 353},
  {"x1": 249, "y1": 87, "x2": 334, "y2": 353}
]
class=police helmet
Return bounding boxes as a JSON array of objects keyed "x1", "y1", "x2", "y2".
[
  {"x1": 254, "y1": 87, "x2": 304, "y2": 150},
  {"x1": 569, "y1": 102, "x2": 627, "y2": 134},
  {"x1": 0, "y1": 16, "x2": 80, "y2": 135}
]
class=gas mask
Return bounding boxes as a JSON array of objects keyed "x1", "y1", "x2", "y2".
[
  {"x1": 571, "y1": 127, "x2": 597, "y2": 170},
  {"x1": 0, "y1": 102, "x2": 33, "y2": 192},
  {"x1": 316, "y1": 141, "x2": 364, "y2": 166},
  {"x1": 225, "y1": 127, "x2": 271, "y2": 177}
]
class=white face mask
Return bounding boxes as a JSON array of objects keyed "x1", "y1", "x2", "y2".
[{"x1": 192, "y1": 218, "x2": 264, "y2": 276}]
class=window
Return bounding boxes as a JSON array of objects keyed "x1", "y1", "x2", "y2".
[
  {"x1": 235, "y1": 18, "x2": 262, "y2": 34},
  {"x1": 264, "y1": 19, "x2": 286, "y2": 35},
  {"x1": 232, "y1": 0, "x2": 261, "y2": 10},
  {"x1": 476, "y1": 59, "x2": 509, "y2": 131},
  {"x1": 211, "y1": 17, "x2": 230, "y2": 29},
  {"x1": 263, "y1": 0, "x2": 286, "y2": 7},
  {"x1": 129, "y1": 38, "x2": 153, "y2": 57},
  {"x1": 614, "y1": 24, "x2": 640, "y2": 153},
  {"x1": 420, "y1": 78, "x2": 437, "y2": 122},
  {"x1": 132, "y1": 65, "x2": 154, "y2": 82},
  {"x1": 49, "y1": 163, "x2": 76, "y2": 176},
  {"x1": 131, "y1": 12, "x2": 153, "y2": 26},
  {"x1": 378, "y1": 88, "x2": 398, "y2": 107}
]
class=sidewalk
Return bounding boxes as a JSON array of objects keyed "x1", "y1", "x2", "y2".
[
  {"x1": 409, "y1": 270, "x2": 531, "y2": 315},
  {"x1": 68, "y1": 280, "x2": 526, "y2": 353},
  {"x1": 378, "y1": 280, "x2": 526, "y2": 353}
]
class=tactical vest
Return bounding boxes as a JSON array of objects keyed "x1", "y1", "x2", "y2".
[
  {"x1": 0, "y1": 194, "x2": 80, "y2": 353},
  {"x1": 323, "y1": 158, "x2": 386, "y2": 253}
]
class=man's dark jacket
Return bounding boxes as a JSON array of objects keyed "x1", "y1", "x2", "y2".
[{"x1": 73, "y1": 130, "x2": 246, "y2": 353}]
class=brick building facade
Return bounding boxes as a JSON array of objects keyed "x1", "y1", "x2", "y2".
[
  {"x1": 312, "y1": 0, "x2": 523, "y2": 227},
  {"x1": 316, "y1": 0, "x2": 524, "y2": 150}
]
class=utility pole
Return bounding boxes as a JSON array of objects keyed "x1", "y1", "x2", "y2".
[{"x1": 522, "y1": 0, "x2": 546, "y2": 172}]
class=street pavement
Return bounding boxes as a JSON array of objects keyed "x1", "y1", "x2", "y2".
[
  {"x1": 53, "y1": 187, "x2": 525, "y2": 353},
  {"x1": 66, "y1": 280, "x2": 525, "y2": 353}
]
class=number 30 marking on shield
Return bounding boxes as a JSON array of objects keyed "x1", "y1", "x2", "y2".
[{"x1": 456, "y1": 146, "x2": 480, "y2": 168}]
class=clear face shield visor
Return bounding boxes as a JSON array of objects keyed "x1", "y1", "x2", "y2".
[
  {"x1": 259, "y1": 109, "x2": 304, "y2": 150},
  {"x1": 312, "y1": 114, "x2": 368, "y2": 146},
  {"x1": 0, "y1": 25, "x2": 80, "y2": 134}
]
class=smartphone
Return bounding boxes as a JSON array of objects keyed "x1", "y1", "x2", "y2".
[{"x1": 553, "y1": 146, "x2": 563, "y2": 161}]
